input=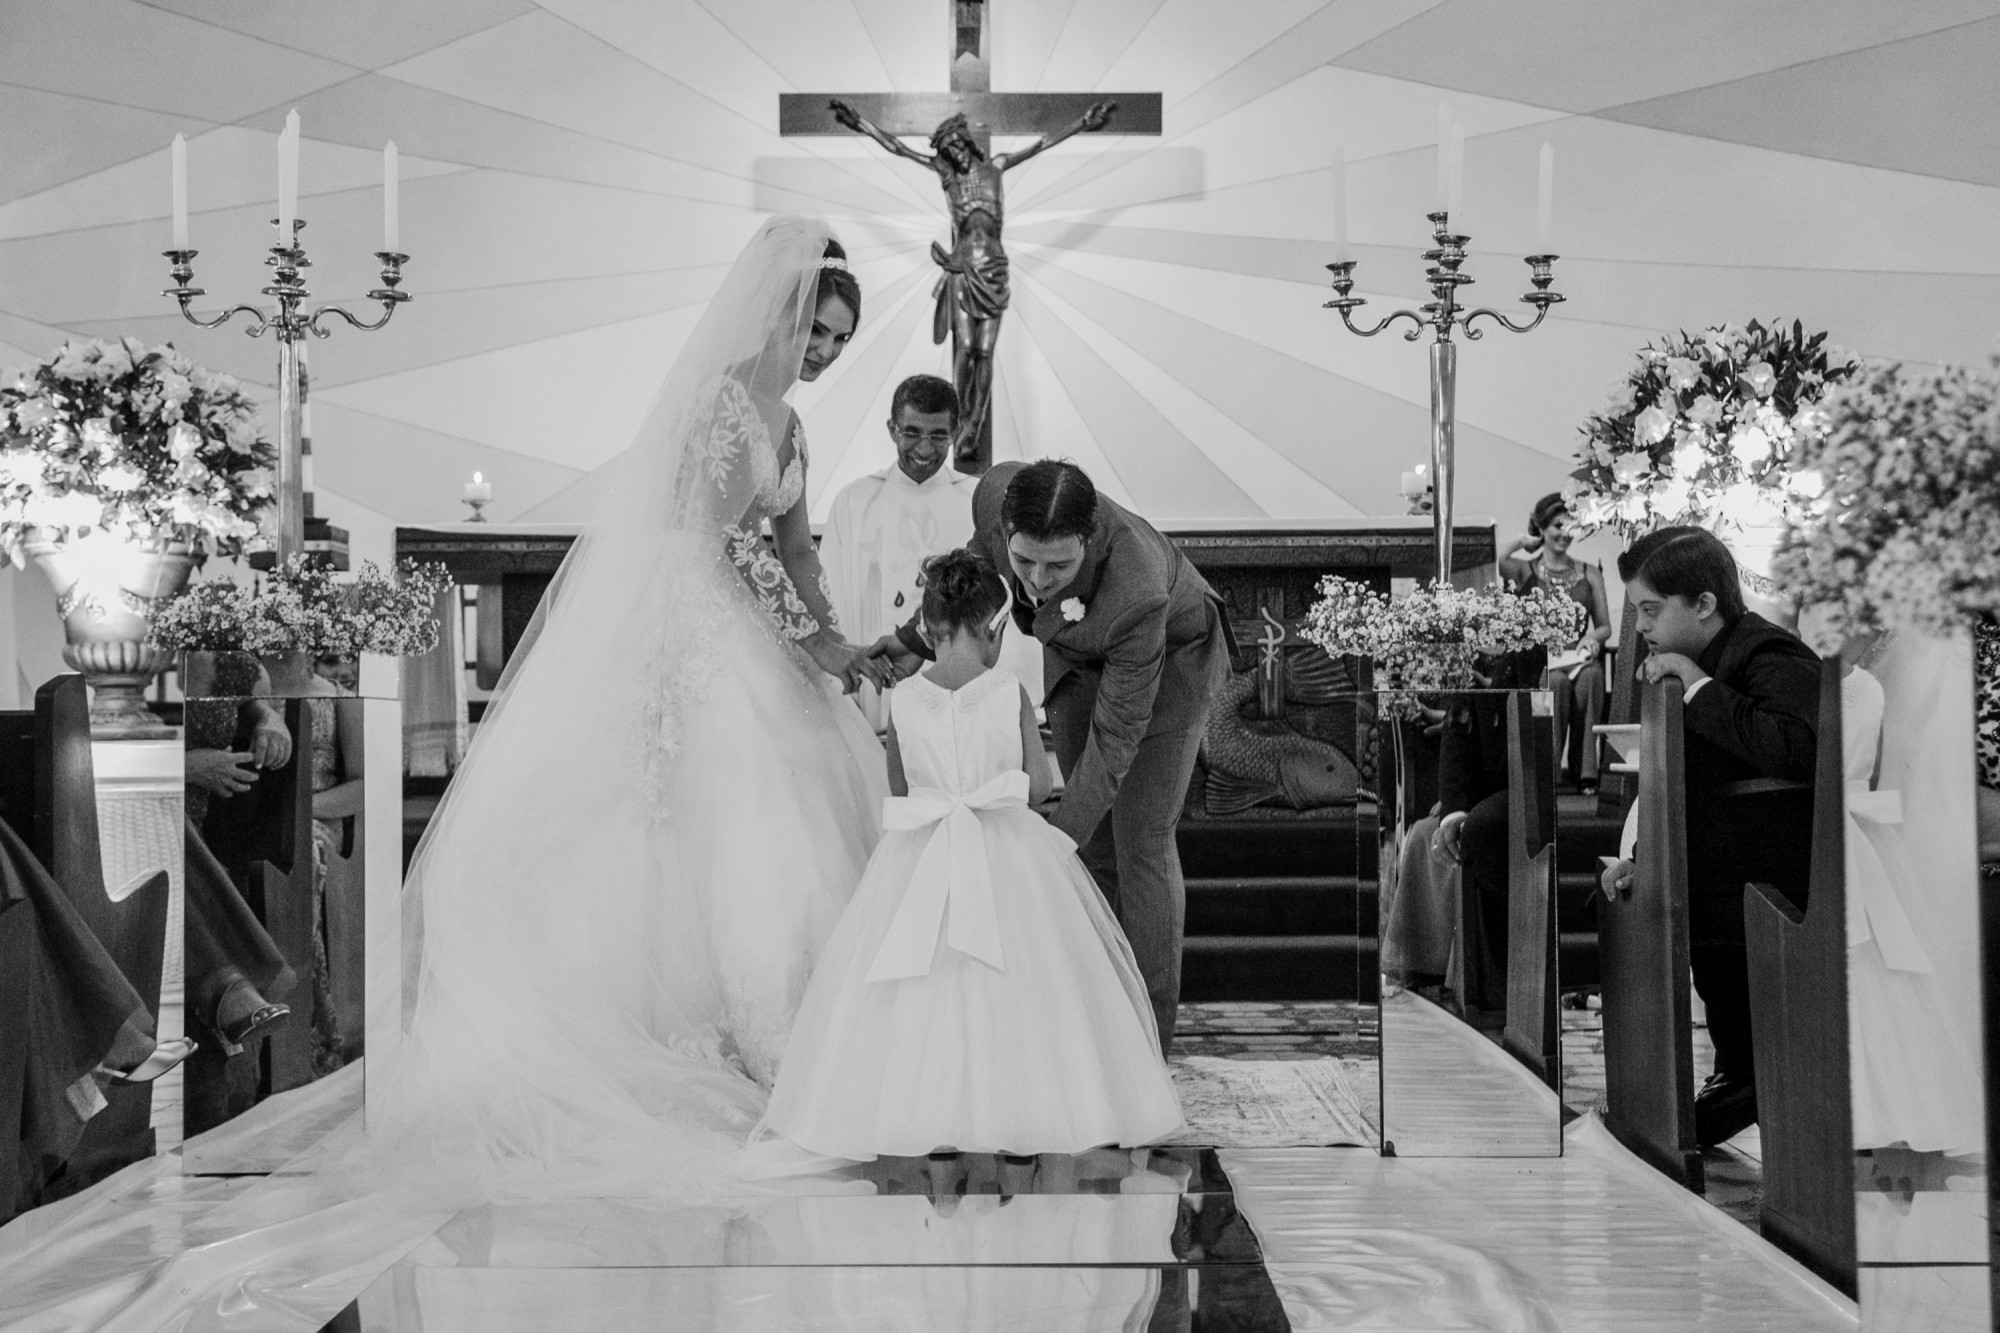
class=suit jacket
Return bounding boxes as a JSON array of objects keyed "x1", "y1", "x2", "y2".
[
  {"x1": 1681, "y1": 611, "x2": 1821, "y2": 898},
  {"x1": 896, "y1": 462, "x2": 1229, "y2": 842}
]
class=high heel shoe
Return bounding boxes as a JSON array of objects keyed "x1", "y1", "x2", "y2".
[
  {"x1": 106, "y1": 1037, "x2": 197, "y2": 1083},
  {"x1": 211, "y1": 978, "x2": 290, "y2": 1057}
]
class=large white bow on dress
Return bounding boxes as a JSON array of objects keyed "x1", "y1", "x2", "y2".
[
  {"x1": 1844, "y1": 782, "x2": 1933, "y2": 974},
  {"x1": 865, "y1": 770, "x2": 1028, "y2": 981}
]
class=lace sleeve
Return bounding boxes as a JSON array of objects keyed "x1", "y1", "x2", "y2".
[{"x1": 724, "y1": 524, "x2": 821, "y2": 640}]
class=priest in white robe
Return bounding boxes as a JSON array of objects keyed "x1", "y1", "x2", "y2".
[{"x1": 821, "y1": 374, "x2": 1040, "y2": 728}]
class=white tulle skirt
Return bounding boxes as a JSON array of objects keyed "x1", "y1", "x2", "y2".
[
  {"x1": 758, "y1": 808, "x2": 1184, "y2": 1158},
  {"x1": 369, "y1": 541, "x2": 887, "y2": 1200}
]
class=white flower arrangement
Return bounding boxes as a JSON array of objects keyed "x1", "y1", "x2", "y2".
[
  {"x1": 1301, "y1": 576, "x2": 1589, "y2": 693},
  {"x1": 149, "y1": 556, "x2": 454, "y2": 658},
  {"x1": 0, "y1": 337, "x2": 276, "y2": 562},
  {"x1": 1564, "y1": 320, "x2": 1854, "y2": 539},
  {"x1": 1772, "y1": 357, "x2": 2000, "y2": 651}
]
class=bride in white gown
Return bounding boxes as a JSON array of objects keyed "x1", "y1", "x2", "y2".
[{"x1": 371, "y1": 214, "x2": 891, "y2": 1198}]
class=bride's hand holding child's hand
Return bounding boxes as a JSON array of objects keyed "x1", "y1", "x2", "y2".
[{"x1": 804, "y1": 631, "x2": 894, "y2": 694}]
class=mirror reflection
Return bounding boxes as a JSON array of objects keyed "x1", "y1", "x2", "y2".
[
  {"x1": 1375, "y1": 679, "x2": 1566, "y2": 1157},
  {"x1": 182, "y1": 651, "x2": 365, "y2": 1150},
  {"x1": 1846, "y1": 628, "x2": 1989, "y2": 1311}
]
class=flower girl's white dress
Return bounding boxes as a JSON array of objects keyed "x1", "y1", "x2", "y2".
[{"x1": 758, "y1": 666, "x2": 1184, "y2": 1158}]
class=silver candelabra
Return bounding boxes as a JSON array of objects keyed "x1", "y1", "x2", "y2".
[
  {"x1": 1325, "y1": 212, "x2": 1562, "y2": 585},
  {"x1": 163, "y1": 220, "x2": 411, "y2": 563}
]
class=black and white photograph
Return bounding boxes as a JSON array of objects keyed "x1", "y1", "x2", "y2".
[{"x1": 1, "y1": 3, "x2": 1997, "y2": 1329}]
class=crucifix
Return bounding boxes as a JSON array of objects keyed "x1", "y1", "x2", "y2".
[{"x1": 780, "y1": 0, "x2": 1161, "y2": 473}]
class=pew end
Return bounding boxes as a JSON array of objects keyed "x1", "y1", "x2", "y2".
[
  {"x1": 1743, "y1": 659, "x2": 1855, "y2": 1296},
  {"x1": 1597, "y1": 676, "x2": 1705, "y2": 1193}
]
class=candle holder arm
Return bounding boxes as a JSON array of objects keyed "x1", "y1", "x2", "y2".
[{"x1": 1461, "y1": 254, "x2": 1562, "y2": 339}]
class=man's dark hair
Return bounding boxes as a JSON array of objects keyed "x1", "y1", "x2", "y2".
[
  {"x1": 1002, "y1": 460, "x2": 1097, "y2": 543},
  {"x1": 890, "y1": 374, "x2": 958, "y2": 424},
  {"x1": 1617, "y1": 525, "x2": 1747, "y2": 621}
]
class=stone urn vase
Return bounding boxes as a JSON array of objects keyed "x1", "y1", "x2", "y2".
[{"x1": 22, "y1": 528, "x2": 196, "y2": 739}]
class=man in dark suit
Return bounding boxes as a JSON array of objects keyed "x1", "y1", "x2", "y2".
[
  {"x1": 1613, "y1": 525, "x2": 1820, "y2": 1146},
  {"x1": 873, "y1": 460, "x2": 1231, "y2": 1051}
]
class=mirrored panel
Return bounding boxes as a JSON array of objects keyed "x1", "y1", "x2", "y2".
[
  {"x1": 1176, "y1": 637, "x2": 1378, "y2": 1150},
  {"x1": 1845, "y1": 629, "x2": 1990, "y2": 1327},
  {"x1": 1375, "y1": 686, "x2": 1567, "y2": 1157},
  {"x1": 181, "y1": 651, "x2": 377, "y2": 1168}
]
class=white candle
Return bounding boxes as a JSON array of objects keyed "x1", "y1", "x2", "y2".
[
  {"x1": 1536, "y1": 141, "x2": 1554, "y2": 253},
  {"x1": 1435, "y1": 104, "x2": 1451, "y2": 212},
  {"x1": 463, "y1": 472, "x2": 493, "y2": 503},
  {"x1": 1331, "y1": 147, "x2": 1348, "y2": 263},
  {"x1": 171, "y1": 134, "x2": 188, "y2": 249},
  {"x1": 277, "y1": 110, "x2": 300, "y2": 243},
  {"x1": 1446, "y1": 117, "x2": 1465, "y2": 221},
  {"x1": 383, "y1": 141, "x2": 399, "y2": 252}
]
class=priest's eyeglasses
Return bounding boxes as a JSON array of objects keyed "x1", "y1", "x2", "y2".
[{"x1": 894, "y1": 428, "x2": 954, "y2": 446}]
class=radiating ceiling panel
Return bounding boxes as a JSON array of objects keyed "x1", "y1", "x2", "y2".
[
  {"x1": 991, "y1": 0, "x2": 1077, "y2": 93},
  {"x1": 992, "y1": 308, "x2": 1135, "y2": 509},
  {"x1": 1597, "y1": 18, "x2": 2000, "y2": 186},
  {"x1": 1028, "y1": 276, "x2": 1355, "y2": 518},
  {"x1": 1, "y1": 0, "x2": 356, "y2": 122},
  {"x1": 309, "y1": 402, "x2": 582, "y2": 523},
  {"x1": 1032, "y1": 0, "x2": 1169, "y2": 98},
  {"x1": 316, "y1": 308, "x2": 709, "y2": 470},
  {"x1": 130, "y1": 0, "x2": 539, "y2": 70},
  {"x1": 0, "y1": 126, "x2": 464, "y2": 243},
  {"x1": 848, "y1": 0, "x2": 952, "y2": 92},
  {"x1": 1093, "y1": 0, "x2": 1332, "y2": 104},
  {"x1": 693, "y1": 0, "x2": 896, "y2": 92},
  {"x1": 1008, "y1": 280, "x2": 1259, "y2": 518},
  {"x1": 0, "y1": 85, "x2": 209, "y2": 207},
  {"x1": 1334, "y1": 0, "x2": 2000, "y2": 113}
]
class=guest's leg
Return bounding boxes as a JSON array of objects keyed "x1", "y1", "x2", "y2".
[
  {"x1": 1460, "y1": 791, "x2": 1511, "y2": 1012},
  {"x1": 1045, "y1": 670, "x2": 1119, "y2": 911},
  {"x1": 1543, "y1": 669, "x2": 1576, "y2": 783},
  {"x1": 1109, "y1": 724, "x2": 1205, "y2": 1054},
  {"x1": 1573, "y1": 663, "x2": 1607, "y2": 785},
  {"x1": 1687, "y1": 894, "x2": 1754, "y2": 1081}
]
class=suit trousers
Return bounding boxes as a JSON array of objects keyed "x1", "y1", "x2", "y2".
[{"x1": 1046, "y1": 670, "x2": 1206, "y2": 1054}]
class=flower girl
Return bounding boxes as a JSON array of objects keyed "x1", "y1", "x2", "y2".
[{"x1": 757, "y1": 550, "x2": 1183, "y2": 1158}]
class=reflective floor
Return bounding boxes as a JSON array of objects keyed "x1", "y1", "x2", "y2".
[{"x1": 319, "y1": 1147, "x2": 1289, "y2": 1332}]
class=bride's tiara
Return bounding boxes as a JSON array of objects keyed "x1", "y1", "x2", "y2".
[{"x1": 819, "y1": 257, "x2": 850, "y2": 273}]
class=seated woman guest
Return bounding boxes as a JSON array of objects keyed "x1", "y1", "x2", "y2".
[
  {"x1": 1601, "y1": 526, "x2": 1820, "y2": 1147},
  {"x1": 1500, "y1": 493, "x2": 1612, "y2": 791}
]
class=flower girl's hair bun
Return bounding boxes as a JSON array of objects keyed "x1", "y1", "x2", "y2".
[{"x1": 919, "y1": 548, "x2": 1007, "y2": 637}]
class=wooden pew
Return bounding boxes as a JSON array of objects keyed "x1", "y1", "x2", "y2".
[
  {"x1": 1744, "y1": 660, "x2": 1854, "y2": 1294},
  {"x1": 0, "y1": 891, "x2": 32, "y2": 1221},
  {"x1": 321, "y1": 796, "x2": 366, "y2": 1059},
  {"x1": 0, "y1": 675, "x2": 171, "y2": 1192},
  {"x1": 1501, "y1": 690, "x2": 1560, "y2": 1086},
  {"x1": 1601, "y1": 600, "x2": 1647, "y2": 819},
  {"x1": 1597, "y1": 676, "x2": 1704, "y2": 1191}
]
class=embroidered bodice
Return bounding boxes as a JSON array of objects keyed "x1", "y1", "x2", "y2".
[{"x1": 891, "y1": 668, "x2": 1023, "y2": 796}]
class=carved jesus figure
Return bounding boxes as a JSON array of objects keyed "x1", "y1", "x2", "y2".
[{"x1": 829, "y1": 98, "x2": 1114, "y2": 467}]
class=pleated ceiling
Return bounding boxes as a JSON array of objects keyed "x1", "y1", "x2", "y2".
[{"x1": 4, "y1": 0, "x2": 1998, "y2": 534}]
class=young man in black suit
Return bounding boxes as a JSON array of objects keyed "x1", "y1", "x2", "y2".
[{"x1": 1607, "y1": 525, "x2": 1820, "y2": 1147}]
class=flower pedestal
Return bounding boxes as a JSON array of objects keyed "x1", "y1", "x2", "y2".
[{"x1": 23, "y1": 531, "x2": 195, "y2": 740}]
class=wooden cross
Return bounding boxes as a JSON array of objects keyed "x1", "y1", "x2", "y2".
[{"x1": 780, "y1": 0, "x2": 1161, "y2": 471}]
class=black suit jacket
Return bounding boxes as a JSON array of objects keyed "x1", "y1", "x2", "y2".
[
  {"x1": 1680, "y1": 612, "x2": 1821, "y2": 899},
  {"x1": 895, "y1": 463, "x2": 1229, "y2": 843}
]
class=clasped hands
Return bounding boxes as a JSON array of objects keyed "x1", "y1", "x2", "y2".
[{"x1": 803, "y1": 630, "x2": 898, "y2": 695}]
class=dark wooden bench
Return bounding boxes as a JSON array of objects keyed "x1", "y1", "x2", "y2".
[
  {"x1": 0, "y1": 888, "x2": 32, "y2": 1220},
  {"x1": 0, "y1": 675, "x2": 171, "y2": 1194},
  {"x1": 1501, "y1": 690, "x2": 1560, "y2": 1085},
  {"x1": 1597, "y1": 676, "x2": 1704, "y2": 1191},
  {"x1": 1745, "y1": 660, "x2": 1854, "y2": 1294}
]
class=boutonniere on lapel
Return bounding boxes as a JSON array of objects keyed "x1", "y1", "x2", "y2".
[{"x1": 1060, "y1": 597, "x2": 1086, "y2": 624}]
